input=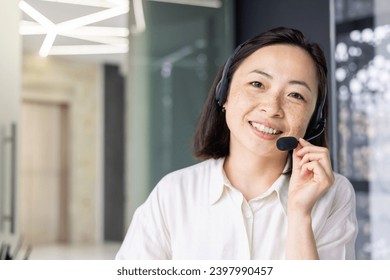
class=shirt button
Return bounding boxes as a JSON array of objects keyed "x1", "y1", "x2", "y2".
[{"x1": 245, "y1": 212, "x2": 252, "y2": 218}]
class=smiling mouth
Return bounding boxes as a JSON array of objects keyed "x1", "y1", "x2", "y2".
[{"x1": 249, "y1": 121, "x2": 282, "y2": 135}]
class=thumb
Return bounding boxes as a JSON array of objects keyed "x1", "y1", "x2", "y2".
[{"x1": 292, "y1": 143, "x2": 303, "y2": 172}]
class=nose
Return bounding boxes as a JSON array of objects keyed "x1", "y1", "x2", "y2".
[{"x1": 257, "y1": 94, "x2": 284, "y2": 118}]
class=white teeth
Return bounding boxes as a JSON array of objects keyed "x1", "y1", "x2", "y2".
[{"x1": 250, "y1": 122, "x2": 279, "y2": 135}]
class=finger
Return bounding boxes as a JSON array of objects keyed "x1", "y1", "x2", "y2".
[
  {"x1": 299, "y1": 150, "x2": 328, "y2": 167},
  {"x1": 300, "y1": 160, "x2": 327, "y2": 183},
  {"x1": 300, "y1": 161, "x2": 334, "y2": 188},
  {"x1": 296, "y1": 139, "x2": 331, "y2": 165},
  {"x1": 298, "y1": 137, "x2": 312, "y2": 147},
  {"x1": 292, "y1": 143, "x2": 304, "y2": 172},
  {"x1": 299, "y1": 152, "x2": 334, "y2": 179},
  {"x1": 296, "y1": 146, "x2": 329, "y2": 157},
  {"x1": 296, "y1": 139, "x2": 328, "y2": 156}
]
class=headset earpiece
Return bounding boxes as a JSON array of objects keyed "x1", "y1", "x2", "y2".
[
  {"x1": 215, "y1": 57, "x2": 233, "y2": 107},
  {"x1": 215, "y1": 43, "x2": 247, "y2": 107},
  {"x1": 306, "y1": 91, "x2": 327, "y2": 141}
]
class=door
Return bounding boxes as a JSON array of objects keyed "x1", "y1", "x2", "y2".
[{"x1": 19, "y1": 101, "x2": 69, "y2": 245}]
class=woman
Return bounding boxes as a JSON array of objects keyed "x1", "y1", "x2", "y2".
[{"x1": 116, "y1": 27, "x2": 358, "y2": 259}]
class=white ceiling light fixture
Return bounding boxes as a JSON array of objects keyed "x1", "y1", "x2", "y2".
[
  {"x1": 19, "y1": 0, "x2": 144, "y2": 57},
  {"x1": 19, "y1": 0, "x2": 222, "y2": 57},
  {"x1": 132, "y1": 0, "x2": 146, "y2": 34},
  {"x1": 37, "y1": 0, "x2": 127, "y2": 8},
  {"x1": 148, "y1": 0, "x2": 222, "y2": 8}
]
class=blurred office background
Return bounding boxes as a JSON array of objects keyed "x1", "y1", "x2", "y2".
[{"x1": 0, "y1": 0, "x2": 389, "y2": 260}]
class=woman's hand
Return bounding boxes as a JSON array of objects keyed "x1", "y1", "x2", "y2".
[
  {"x1": 288, "y1": 138, "x2": 335, "y2": 216},
  {"x1": 285, "y1": 138, "x2": 335, "y2": 259}
]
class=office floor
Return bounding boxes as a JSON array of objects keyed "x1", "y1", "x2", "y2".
[{"x1": 28, "y1": 242, "x2": 121, "y2": 260}]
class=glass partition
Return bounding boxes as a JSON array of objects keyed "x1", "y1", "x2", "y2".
[
  {"x1": 125, "y1": 0, "x2": 234, "y2": 218},
  {"x1": 334, "y1": 0, "x2": 390, "y2": 259}
]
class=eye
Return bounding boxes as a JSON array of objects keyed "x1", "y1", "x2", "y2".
[
  {"x1": 250, "y1": 81, "x2": 264, "y2": 89},
  {"x1": 288, "y1": 92, "x2": 305, "y2": 100}
]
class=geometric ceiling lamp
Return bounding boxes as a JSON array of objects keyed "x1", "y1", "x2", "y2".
[
  {"x1": 19, "y1": 0, "x2": 223, "y2": 57},
  {"x1": 19, "y1": 0, "x2": 144, "y2": 56}
]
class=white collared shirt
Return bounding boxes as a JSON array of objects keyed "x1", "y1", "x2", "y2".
[{"x1": 116, "y1": 158, "x2": 358, "y2": 260}]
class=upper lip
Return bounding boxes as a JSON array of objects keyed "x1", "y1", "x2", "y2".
[{"x1": 249, "y1": 121, "x2": 283, "y2": 134}]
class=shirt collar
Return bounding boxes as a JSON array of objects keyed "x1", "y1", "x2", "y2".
[{"x1": 209, "y1": 156, "x2": 291, "y2": 215}]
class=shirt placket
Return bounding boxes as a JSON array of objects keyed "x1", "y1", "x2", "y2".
[
  {"x1": 225, "y1": 187, "x2": 252, "y2": 259},
  {"x1": 241, "y1": 199, "x2": 254, "y2": 257}
]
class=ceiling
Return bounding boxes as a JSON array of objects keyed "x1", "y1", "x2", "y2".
[
  {"x1": 19, "y1": 0, "x2": 223, "y2": 67},
  {"x1": 20, "y1": 0, "x2": 130, "y2": 67}
]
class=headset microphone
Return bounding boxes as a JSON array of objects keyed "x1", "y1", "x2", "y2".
[
  {"x1": 276, "y1": 119, "x2": 326, "y2": 151},
  {"x1": 276, "y1": 137, "x2": 298, "y2": 151}
]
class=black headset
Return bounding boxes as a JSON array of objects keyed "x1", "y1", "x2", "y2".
[
  {"x1": 215, "y1": 43, "x2": 246, "y2": 107},
  {"x1": 214, "y1": 43, "x2": 326, "y2": 141}
]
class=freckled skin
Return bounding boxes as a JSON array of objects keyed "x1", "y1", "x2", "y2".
[{"x1": 224, "y1": 44, "x2": 318, "y2": 157}]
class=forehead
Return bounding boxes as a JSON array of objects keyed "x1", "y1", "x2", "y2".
[
  {"x1": 243, "y1": 44, "x2": 315, "y2": 69},
  {"x1": 232, "y1": 44, "x2": 319, "y2": 95}
]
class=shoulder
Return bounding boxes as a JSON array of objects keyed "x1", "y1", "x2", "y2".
[
  {"x1": 312, "y1": 172, "x2": 357, "y2": 229},
  {"x1": 157, "y1": 158, "x2": 223, "y2": 187},
  {"x1": 321, "y1": 172, "x2": 356, "y2": 210},
  {"x1": 139, "y1": 158, "x2": 224, "y2": 222},
  {"x1": 332, "y1": 173, "x2": 355, "y2": 197},
  {"x1": 150, "y1": 158, "x2": 223, "y2": 200}
]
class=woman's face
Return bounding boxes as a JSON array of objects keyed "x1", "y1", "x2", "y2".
[{"x1": 224, "y1": 44, "x2": 318, "y2": 157}]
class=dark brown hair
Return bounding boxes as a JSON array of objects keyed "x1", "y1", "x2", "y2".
[{"x1": 194, "y1": 27, "x2": 328, "y2": 160}]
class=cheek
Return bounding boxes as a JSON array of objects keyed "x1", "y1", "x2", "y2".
[
  {"x1": 287, "y1": 106, "x2": 314, "y2": 135},
  {"x1": 225, "y1": 101, "x2": 246, "y2": 127},
  {"x1": 225, "y1": 89, "x2": 255, "y2": 119}
]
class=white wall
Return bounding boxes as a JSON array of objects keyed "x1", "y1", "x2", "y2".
[
  {"x1": 0, "y1": 0, "x2": 21, "y2": 124},
  {"x1": 0, "y1": 0, "x2": 21, "y2": 237}
]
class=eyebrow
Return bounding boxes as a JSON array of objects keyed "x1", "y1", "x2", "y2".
[{"x1": 250, "y1": 69, "x2": 313, "y2": 92}]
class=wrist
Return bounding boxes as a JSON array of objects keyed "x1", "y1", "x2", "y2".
[{"x1": 287, "y1": 209, "x2": 312, "y2": 224}]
